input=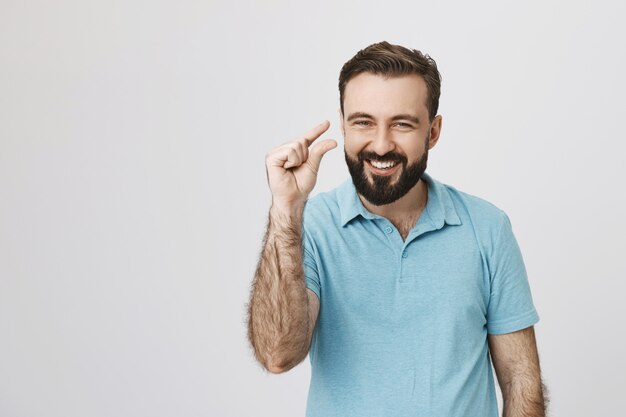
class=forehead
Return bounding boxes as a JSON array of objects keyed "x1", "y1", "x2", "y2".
[{"x1": 343, "y1": 72, "x2": 429, "y2": 118}]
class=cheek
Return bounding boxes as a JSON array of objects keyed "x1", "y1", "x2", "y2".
[
  {"x1": 399, "y1": 138, "x2": 427, "y2": 158},
  {"x1": 408, "y1": 145, "x2": 424, "y2": 159}
]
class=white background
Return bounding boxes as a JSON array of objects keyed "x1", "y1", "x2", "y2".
[{"x1": 1, "y1": 0, "x2": 625, "y2": 416}]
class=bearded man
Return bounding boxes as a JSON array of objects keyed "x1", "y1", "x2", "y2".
[{"x1": 247, "y1": 41, "x2": 548, "y2": 417}]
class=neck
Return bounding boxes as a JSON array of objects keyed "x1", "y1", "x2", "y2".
[{"x1": 358, "y1": 178, "x2": 428, "y2": 220}]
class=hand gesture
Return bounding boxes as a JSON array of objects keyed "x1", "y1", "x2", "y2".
[{"x1": 265, "y1": 120, "x2": 337, "y2": 210}]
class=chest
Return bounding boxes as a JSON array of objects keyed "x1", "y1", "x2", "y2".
[{"x1": 314, "y1": 222, "x2": 490, "y2": 330}]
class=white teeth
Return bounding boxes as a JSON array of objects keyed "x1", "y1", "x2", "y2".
[{"x1": 370, "y1": 160, "x2": 397, "y2": 169}]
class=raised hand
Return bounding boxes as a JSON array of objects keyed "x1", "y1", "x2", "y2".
[{"x1": 265, "y1": 120, "x2": 337, "y2": 210}]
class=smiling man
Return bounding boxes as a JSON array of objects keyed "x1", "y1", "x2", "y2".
[{"x1": 247, "y1": 41, "x2": 548, "y2": 417}]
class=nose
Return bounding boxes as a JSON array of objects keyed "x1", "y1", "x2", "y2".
[{"x1": 369, "y1": 127, "x2": 395, "y2": 156}]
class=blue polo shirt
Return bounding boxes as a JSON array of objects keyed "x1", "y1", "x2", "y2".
[{"x1": 302, "y1": 171, "x2": 539, "y2": 417}]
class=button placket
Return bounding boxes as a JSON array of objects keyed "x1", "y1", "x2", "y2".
[
  {"x1": 398, "y1": 243, "x2": 412, "y2": 284},
  {"x1": 380, "y1": 222, "x2": 401, "y2": 248},
  {"x1": 379, "y1": 222, "x2": 409, "y2": 276}
]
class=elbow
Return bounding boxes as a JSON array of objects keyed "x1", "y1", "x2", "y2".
[
  {"x1": 266, "y1": 363, "x2": 289, "y2": 374},
  {"x1": 263, "y1": 354, "x2": 302, "y2": 374},
  {"x1": 248, "y1": 339, "x2": 297, "y2": 374}
]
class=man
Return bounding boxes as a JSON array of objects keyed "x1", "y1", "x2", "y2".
[{"x1": 247, "y1": 41, "x2": 548, "y2": 417}]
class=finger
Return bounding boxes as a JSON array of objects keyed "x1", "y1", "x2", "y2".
[
  {"x1": 298, "y1": 140, "x2": 309, "y2": 163},
  {"x1": 286, "y1": 141, "x2": 308, "y2": 167},
  {"x1": 267, "y1": 143, "x2": 303, "y2": 168},
  {"x1": 283, "y1": 147, "x2": 303, "y2": 169},
  {"x1": 302, "y1": 120, "x2": 331, "y2": 147},
  {"x1": 307, "y1": 139, "x2": 337, "y2": 172}
]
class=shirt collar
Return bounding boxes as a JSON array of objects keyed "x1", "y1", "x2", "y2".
[{"x1": 338, "y1": 171, "x2": 462, "y2": 228}]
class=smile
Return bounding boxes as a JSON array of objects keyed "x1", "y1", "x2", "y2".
[
  {"x1": 366, "y1": 159, "x2": 401, "y2": 176},
  {"x1": 369, "y1": 160, "x2": 397, "y2": 169}
]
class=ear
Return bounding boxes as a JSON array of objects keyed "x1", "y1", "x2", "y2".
[{"x1": 427, "y1": 114, "x2": 443, "y2": 150}]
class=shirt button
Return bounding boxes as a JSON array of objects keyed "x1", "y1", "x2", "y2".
[
  {"x1": 402, "y1": 251, "x2": 408, "y2": 258},
  {"x1": 385, "y1": 226, "x2": 393, "y2": 234}
]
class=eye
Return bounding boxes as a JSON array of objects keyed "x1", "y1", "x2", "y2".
[
  {"x1": 394, "y1": 122, "x2": 413, "y2": 128},
  {"x1": 354, "y1": 120, "x2": 371, "y2": 127}
]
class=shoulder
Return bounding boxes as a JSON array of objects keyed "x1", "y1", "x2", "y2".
[
  {"x1": 448, "y1": 185, "x2": 507, "y2": 222},
  {"x1": 442, "y1": 181, "x2": 511, "y2": 243}
]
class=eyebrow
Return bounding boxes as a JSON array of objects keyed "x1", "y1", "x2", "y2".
[{"x1": 346, "y1": 112, "x2": 420, "y2": 124}]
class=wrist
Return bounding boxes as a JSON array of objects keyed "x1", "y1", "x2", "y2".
[
  {"x1": 270, "y1": 199, "x2": 306, "y2": 218},
  {"x1": 270, "y1": 198, "x2": 306, "y2": 217}
]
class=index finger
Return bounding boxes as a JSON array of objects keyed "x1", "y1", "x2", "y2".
[{"x1": 301, "y1": 120, "x2": 331, "y2": 147}]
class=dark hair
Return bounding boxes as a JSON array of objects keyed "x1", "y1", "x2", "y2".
[{"x1": 339, "y1": 41, "x2": 442, "y2": 122}]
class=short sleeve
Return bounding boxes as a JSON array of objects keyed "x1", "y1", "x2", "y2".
[
  {"x1": 486, "y1": 212, "x2": 540, "y2": 335},
  {"x1": 303, "y1": 226, "x2": 321, "y2": 300}
]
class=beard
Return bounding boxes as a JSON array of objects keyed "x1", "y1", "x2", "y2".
[{"x1": 344, "y1": 137, "x2": 429, "y2": 206}]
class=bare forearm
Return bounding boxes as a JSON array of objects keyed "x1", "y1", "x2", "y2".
[
  {"x1": 250, "y1": 120, "x2": 335, "y2": 372},
  {"x1": 502, "y1": 378, "x2": 549, "y2": 417},
  {"x1": 247, "y1": 205, "x2": 311, "y2": 373},
  {"x1": 489, "y1": 327, "x2": 549, "y2": 417}
]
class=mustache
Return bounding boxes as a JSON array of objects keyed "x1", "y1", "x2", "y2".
[{"x1": 357, "y1": 150, "x2": 407, "y2": 164}]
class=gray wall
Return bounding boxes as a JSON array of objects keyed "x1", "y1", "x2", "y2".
[{"x1": 1, "y1": 0, "x2": 624, "y2": 416}]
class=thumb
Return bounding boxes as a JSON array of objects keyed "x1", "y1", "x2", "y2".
[{"x1": 308, "y1": 139, "x2": 337, "y2": 171}]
